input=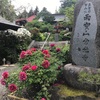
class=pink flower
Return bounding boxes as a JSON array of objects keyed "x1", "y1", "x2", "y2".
[
  {"x1": 44, "y1": 54, "x2": 50, "y2": 59},
  {"x1": 42, "y1": 50, "x2": 49, "y2": 55},
  {"x1": 19, "y1": 72, "x2": 27, "y2": 81},
  {"x1": 41, "y1": 98, "x2": 46, "y2": 100},
  {"x1": 26, "y1": 50, "x2": 32, "y2": 55},
  {"x1": 31, "y1": 65, "x2": 38, "y2": 71},
  {"x1": 30, "y1": 48, "x2": 37, "y2": 52},
  {"x1": 0, "y1": 78, "x2": 6, "y2": 85},
  {"x1": 22, "y1": 64, "x2": 30, "y2": 71},
  {"x1": 2, "y1": 71, "x2": 9, "y2": 79},
  {"x1": 20, "y1": 51, "x2": 26, "y2": 59},
  {"x1": 50, "y1": 43, "x2": 55, "y2": 47},
  {"x1": 56, "y1": 48, "x2": 61, "y2": 52},
  {"x1": 8, "y1": 84, "x2": 17, "y2": 92},
  {"x1": 42, "y1": 60, "x2": 50, "y2": 69}
]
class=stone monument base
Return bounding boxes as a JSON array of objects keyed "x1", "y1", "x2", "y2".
[{"x1": 64, "y1": 64, "x2": 100, "y2": 91}]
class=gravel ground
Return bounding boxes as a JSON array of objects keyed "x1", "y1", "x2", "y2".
[{"x1": 0, "y1": 65, "x2": 18, "y2": 100}]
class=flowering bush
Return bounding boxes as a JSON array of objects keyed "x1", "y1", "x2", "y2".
[
  {"x1": 0, "y1": 44, "x2": 69, "y2": 99},
  {"x1": 0, "y1": 29, "x2": 32, "y2": 64}
]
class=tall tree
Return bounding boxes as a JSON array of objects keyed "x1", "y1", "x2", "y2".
[
  {"x1": 37, "y1": 7, "x2": 51, "y2": 18},
  {"x1": 59, "y1": 0, "x2": 77, "y2": 14},
  {"x1": 0, "y1": 0, "x2": 16, "y2": 22},
  {"x1": 43, "y1": 14, "x2": 55, "y2": 24},
  {"x1": 17, "y1": 9, "x2": 28, "y2": 19},
  {"x1": 65, "y1": 4, "x2": 75, "y2": 26},
  {"x1": 34, "y1": 6, "x2": 39, "y2": 15},
  {"x1": 60, "y1": 0, "x2": 77, "y2": 8},
  {"x1": 59, "y1": 0, "x2": 77, "y2": 27},
  {"x1": 28, "y1": 8, "x2": 34, "y2": 17}
]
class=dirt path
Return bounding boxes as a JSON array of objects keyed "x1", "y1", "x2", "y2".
[{"x1": 0, "y1": 65, "x2": 18, "y2": 100}]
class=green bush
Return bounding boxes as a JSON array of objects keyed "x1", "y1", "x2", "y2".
[
  {"x1": 25, "y1": 20, "x2": 54, "y2": 33},
  {"x1": 40, "y1": 24, "x2": 53, "y2": 33},
  {"x1": 25, "y1": 20, "x2": 44, "y2": 30},
  {"x1": 0, "y1": 30, "x2": 31, "y2": 65},
  {"x1": 25, "y1": 20, "x2": 55, "y2": 41},
  {"x1": 59, "y1": 31, "x2": 71, "y2": 41}
]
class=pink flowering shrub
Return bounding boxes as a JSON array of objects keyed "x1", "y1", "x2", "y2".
[
  {"x1": 42, "y1": 60, "x2": 50, "y2": 68},
  {"x1": 31, "y1": 65, "x2": 38, "y2": 71},
  {"x1": 2, "y1": 71, "x2": 9, "y2": 79},
  {"x1": 8, "y1": 84, "x2": 18, "y2": 92},
  {"x1": 0, "y1": 45, "x2": 69, "y2": 99},
  {"x1": 19, "y1": 71, "x2": 27, "y2": 81},
  {"x1": 41, "y1": 98, "x2": 46, "y2": 100},
  {"x1": 22, "y1": 64, "x2": 30, "y2": 71},
  {"x1": 20, "y1": 51, "x2": 26, "y2": 59},
  {"x1": 0, "y1": 78, "x2": 6, "y2": 85}
]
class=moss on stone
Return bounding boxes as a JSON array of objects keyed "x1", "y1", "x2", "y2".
[{"x1": 57, "y1": 84, "x2": 96, "y2": 98}]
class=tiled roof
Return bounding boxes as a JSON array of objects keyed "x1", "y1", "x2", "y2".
[
  {"x1": 15, "y1": 15, "x2": 36, "y2": 22},
  {"x1": 0, "y1": 16, "x2": 21, "y2": 30},
  {"x1": 26, "y1": 15, "x2": 36, "y2": 22}
]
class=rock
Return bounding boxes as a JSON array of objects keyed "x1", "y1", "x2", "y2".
[
  {"x1": 63, "y1": 64, "x2": 100, "y2": 91},
  {"x1": 71, "y1": 0, "x2": 100, "y2": 68}
]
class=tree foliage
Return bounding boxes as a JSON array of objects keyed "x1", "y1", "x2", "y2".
[
  {"x1": 59, "y1": 0, "x2": 77, "y2": 27},
  {"x1": 43, "y1": 14, "x2": 55, "y2": 24},
  {"x1": 34, "y1": 6, "x2": 39, "y2": 15},
  {"x1": 18, "y1": 9, "x2": 28, "y2": 18},
  {"x1": 28, "y1": 8, "x2": 34, "y2": 17},
  {"x1": 25, "y1": 20, "x2": 53, "y2": 33},
  {"x1": 65, "y1": 4, "x2": 75, "y2": 26},
  {"x1": 60, "y1": 0, "x2": 77, "y2": 8},
  {"x1": 59, "y1": 0, "x2": 77, "y2": 13},
  {"x1": 0, "y1": 0, "x2": 16, "y2": 21},
  {"x1": 37, "y1": 7, "x2": 51, "y2": 18},
  {"x1": 17, "y1": 6, "x2": 39, "y2": 19},
  {"x1": 28, "y1": 6, "x2": 39, "y2": 17}
]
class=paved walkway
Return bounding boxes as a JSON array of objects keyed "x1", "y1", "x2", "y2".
[{"x1": 0, "y1": 64, "x2": 18, "y2": 100}]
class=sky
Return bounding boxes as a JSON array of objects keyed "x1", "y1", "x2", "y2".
[{"x1": 11, "y1": 0, "x2": 61, "y2": 14}]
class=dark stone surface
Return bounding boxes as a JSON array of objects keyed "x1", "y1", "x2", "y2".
[
  {"x1": 63, "y1": 64, "x2": 100, "y2": 91},
  {"x1": 71, "y1": 0, "x2": 100, "y2": 68}
]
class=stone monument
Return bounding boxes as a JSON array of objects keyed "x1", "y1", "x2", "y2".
[
  {"x1": 64, "y1": 0, "x2": 100, "y2": 91},
  {"x1": 71, "y1": 0, "x2": 100, "y2": 68}
]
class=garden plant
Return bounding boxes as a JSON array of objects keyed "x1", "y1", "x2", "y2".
[{"x1": 0, "y1": 44, "x2": 69, "y2": 100}]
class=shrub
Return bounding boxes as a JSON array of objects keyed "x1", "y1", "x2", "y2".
[
  {"x1": 59, "y1": 31, "x2": 71, "y2": 41},
  {"x1": 25, "y1": 20, "x2": 44, "y2": 30},
  {"x1": 40, "y1": 24, "x2": 53, "y2": 33},
  {"x1": 30, "y1": 27, "x2": 46, "y2": 41},
  {"x1": 0, "y1": 29, "x2": 31, "y2": 65},
  {"x1": 0, "y1": 44, "x2": 70, "y2": 99},
  {"x1": 25, "y1": 20, "x2": 54, "y2": 33}
]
